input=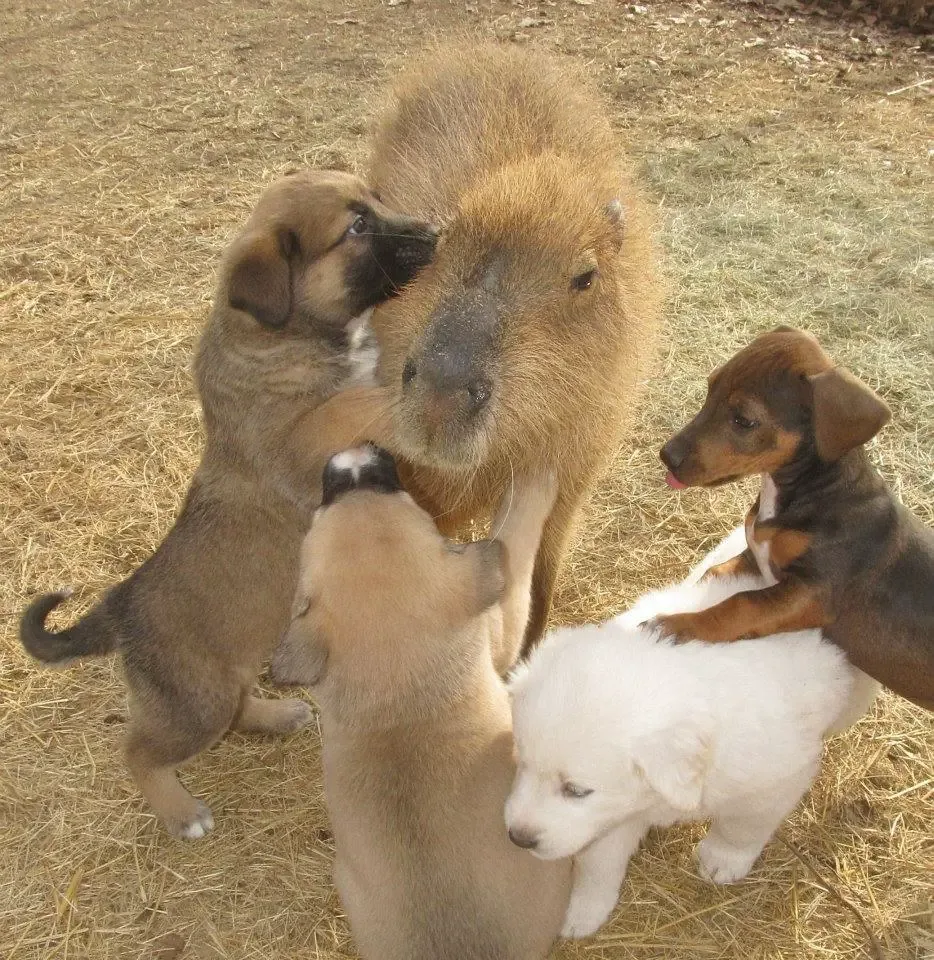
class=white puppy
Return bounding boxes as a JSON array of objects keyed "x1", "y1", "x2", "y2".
[{"x1": 505, "y1": 527, "x2": 876, "y2": 939}]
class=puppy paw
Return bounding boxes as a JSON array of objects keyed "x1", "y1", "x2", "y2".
[
  {"x1": 561, "y1": 886, "x2": 618, "y2": 939},
  {"x1": 640, "y1": 613, "x2": 693, "y2": 644},
  {"x1": 169, "y1": 800, "x2": 215, "y2": 841},
  {"x1": 235, "y1": 696, "x2": 314, "y2": 735},
  {"x1": 696, "y1": 836, "x2": 758, "y2": 884},
  {"x1": 272, "y1": 698, "x2": 315, "y2": 733}
]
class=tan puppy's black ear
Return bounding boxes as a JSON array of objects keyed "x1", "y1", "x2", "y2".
[
  {"x1": 463, "y1": 539, "x2": 506, "y2": 616},
  {"x1": 808, "y1": 367, "x2": 891, "y2": 462},
  {"x1": 270, "y1": 601, "x2": 328, "y2": 686},
  {"x1": 227, "y1": 230, "x2": 292, "y2": 328}
]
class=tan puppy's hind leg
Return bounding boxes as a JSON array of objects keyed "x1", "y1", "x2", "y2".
[
  {"x1": 491, "y1": 472, "x2": 558, "y2": 673},
  {"x1": 234, "y1": 693, "x2": 314, "y2": 734},
  {"x1": 125, "y1": 731, "x2": 215, "y2": 840}
]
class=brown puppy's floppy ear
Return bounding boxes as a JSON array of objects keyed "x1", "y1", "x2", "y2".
[
  {"x1": 227, "y1": 229, "x2": 293, "y2": 328},
  {"x1": 808, "y1": 367, "x2": 891, "y2": 462},
  {"x1": 270, "y1": 596, "x2": 329, "y2": 686},
  {"x1": 460, "y1": 539, "x2": 506, "y2": 617}
]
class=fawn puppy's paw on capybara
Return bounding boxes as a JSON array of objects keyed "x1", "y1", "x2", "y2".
[
  {"x1": 363, "y1": 43, "x2": 662, "y2": 650},
  {"x1": 271, "y1": 446, "x2": 570, "y2": 960},
  {"x1": 657, "y1": 325, "x2": 934, "y2": 709},
  {"x1": 19, "y1": 170, "x2": 438, "y2": 837}
]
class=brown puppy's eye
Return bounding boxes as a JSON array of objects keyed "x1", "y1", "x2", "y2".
[
  {"x1": 348, "y1": 213, "x2": 369, "y2": 236},
  {"x1": 571, "y1": 269, "x2": 597, "y2": 292},
  {"x1": 732, "y1": 412, "x2": 759, "y2": 431}
]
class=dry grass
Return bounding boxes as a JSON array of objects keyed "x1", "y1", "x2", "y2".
[{"x1": 1, "y1": 1, "x2": 931, "y2": 958}]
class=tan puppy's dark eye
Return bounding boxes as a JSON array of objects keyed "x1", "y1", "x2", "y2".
[
  {"x1": 571, "y1": 269, "x2": 596, "y2": 292},
  {"x1": 348, "y1": 213, "x2": 369, "y2": 236}
]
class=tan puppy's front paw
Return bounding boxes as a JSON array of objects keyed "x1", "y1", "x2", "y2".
[{"x1": 235, "y1": 695, "x2": 314, "y2": 735}]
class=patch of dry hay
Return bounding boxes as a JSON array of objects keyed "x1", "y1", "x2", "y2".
[{"x1": 1, "y1": 1, "x2": 931, "y2": 959}]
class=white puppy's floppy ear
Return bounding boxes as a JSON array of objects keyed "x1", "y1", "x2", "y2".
[{"x1": 632, "y1": 722, "x2": 712, "y2": 812}]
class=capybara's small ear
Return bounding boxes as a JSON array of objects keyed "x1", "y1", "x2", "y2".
[
  {"x1": 808, "y1": 367, "x2": 891, "y2": 462},
  {"x1": 227, "y1": 230, "x2": 292, "y2": 328},
  {"x1": 463, "y1": 539, "x2": 506, "y2": 616},
  {"x1": 605, "y1": 198, "x2": 625, "y2": 248},
  {"x1": 270, "y1": 610, "x2": 328, "y2": 686}
]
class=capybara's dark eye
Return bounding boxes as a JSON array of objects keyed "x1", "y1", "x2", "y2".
[
  {"x1": 402, "y1": 358, "x2": 417, "y2": 386},
  {"x1": 348, "y1": 213, "x2": 369, "y2": 236},
  {"x1": 571, "y1": 269, "x2": 596, "y2": 292}
]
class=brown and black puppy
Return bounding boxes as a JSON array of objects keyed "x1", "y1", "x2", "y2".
[
  {"x1": 655, "y1": 326, "x2": 934, "y2": 710},
  {"x1": 316, "y1": 44, "x2": 662, "y2": 652},
  {"x1": 271, "y1": 446, "x2": 571, "y2": 960},
  {"x1": 19, "y1": 170, "x2": 437, "y2": 838}
]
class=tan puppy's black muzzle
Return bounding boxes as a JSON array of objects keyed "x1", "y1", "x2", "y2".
[{"x1": 321, "y1": 445, "x2": 403, "y2": 507}]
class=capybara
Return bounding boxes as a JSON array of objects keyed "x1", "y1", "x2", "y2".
[
  {"x1": 368, "y1": 43, "x2": 662, "y2": 647},
  {"x1": 19, "y1": 170, "x2": 437, "y2": 837}
]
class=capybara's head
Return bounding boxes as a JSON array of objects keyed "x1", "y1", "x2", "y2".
[
  {"x1": 372, "y1": 153, "x2": 628, "y2": 471},
  {"x1": 661, "y1": 327, "x2": 891, "y2": 489},
  {"x1": 223, "y1": 169, "x2": 438, "y2": 338},
  {"x1": 270, "y1": 445, "x2": 505, "y2": 692}
]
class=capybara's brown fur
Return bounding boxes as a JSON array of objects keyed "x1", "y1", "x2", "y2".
[{"x1": 367, "y1": 43, "x2": 662, "y2": 647}]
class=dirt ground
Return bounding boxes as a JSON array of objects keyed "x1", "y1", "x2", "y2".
[{"x1": 1, "y1": 1, "x2": 931, "y2": 958}]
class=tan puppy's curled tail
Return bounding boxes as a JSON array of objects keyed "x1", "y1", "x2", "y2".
[
  {"x1": 20, "y1": 590, "x2": 118, "y2": 664},
  {"x1": 490, "y1": 471, "x2": 559, "y2": 672}
]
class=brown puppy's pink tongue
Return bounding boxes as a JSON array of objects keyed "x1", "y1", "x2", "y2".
[{"x1": 665, "y1": 471, "x2": 687, "y2": 490}]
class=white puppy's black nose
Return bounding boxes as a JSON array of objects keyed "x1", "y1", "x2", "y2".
[
  {"x1": 507, "y1": 827, "x2": 539, "y2": 850},
  {"x1": 321, "y1": 445, "x2": 402, "y2": 506}
]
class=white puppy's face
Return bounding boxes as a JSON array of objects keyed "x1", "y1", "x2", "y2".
[
  {"x1": 504, "y1": 631, "x2": 711, "y2": 861},
  {"x1": 505, "y1": 745, "x2": 654, "y2": 860}
]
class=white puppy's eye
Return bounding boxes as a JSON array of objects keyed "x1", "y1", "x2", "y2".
[{"x1": 561, "y1": 781, "x2": 593, "y2": 799}]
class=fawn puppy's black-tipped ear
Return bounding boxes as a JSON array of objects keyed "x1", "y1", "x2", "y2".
[
  {"x1": 227, "y1": 230, "x2": 293, "y2": 328},
  {"x1": 808, "y1": 367, "x2": 891, "y2": 462}
]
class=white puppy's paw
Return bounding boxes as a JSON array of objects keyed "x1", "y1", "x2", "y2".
[
  {"x1": 561, "y1": 885, "x2": 618, "y2": 939},
  {"x1": 695, "y1": 836, "x2": 758, "y2": 885}
]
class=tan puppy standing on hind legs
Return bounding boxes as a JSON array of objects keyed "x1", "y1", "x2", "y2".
[
  {"x1": 19, "y1": 171, "x2": 438, "y2": 838},
  {"x1": 272, "y1": 446, "x2": 571, "y2": 960}
]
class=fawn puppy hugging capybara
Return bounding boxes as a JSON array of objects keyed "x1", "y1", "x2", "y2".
[
  {"x1": 20, "y1": 170, "x2": 438, "y2": 838},
  {"x1": 271, "y1": 447, "x2": 571, "y2": 960},
  {"x1": 331, "y1": 43, "x2": 662, "y2": 647}
]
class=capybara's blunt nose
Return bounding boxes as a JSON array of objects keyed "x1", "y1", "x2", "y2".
[
  {"x1": 507, "y1": 827, "x2": 539, "y2": 850},
  {"x1": 416, "y1": 350, "x2": 493, "y2": 414},
  {"x1": 661, "y1": 436, "x2": 688, "y2": 472},
  {"x1": 321, "y1": 445, "x2": 402, "y2": 506}
]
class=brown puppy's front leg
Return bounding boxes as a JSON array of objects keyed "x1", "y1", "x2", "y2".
[
  {"x1": 291, "y1": 385, "x2": 397, "y2": 475},
  {"x1": 701, "y1": 547, "x2": 758, "y2": 582},
  {"x1": 522, "y1": 490, "x2": 581, "y2": 655},
  {"x1": 648, "y1": 578, "x2": 830, "y2": 644}
]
